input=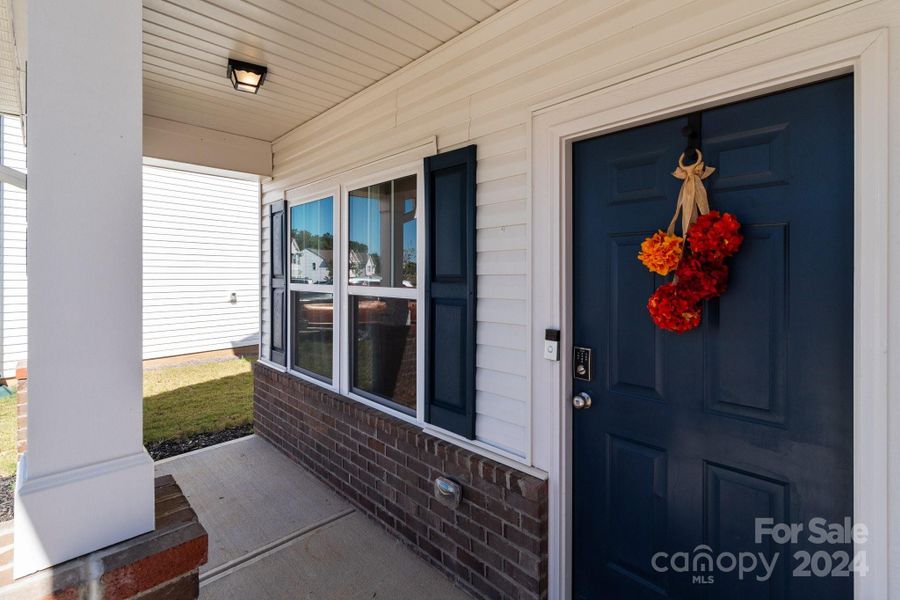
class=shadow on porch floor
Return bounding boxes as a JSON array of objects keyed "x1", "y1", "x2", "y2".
[{"x1": 156, "y1": 434, "x2": 471, "y2": 600}]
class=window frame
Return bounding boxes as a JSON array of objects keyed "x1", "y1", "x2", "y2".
[
  {"x1": 286, "y1": 185, "x2": 342, "y2": 392},
  {"x1": 341, "y1": 162, "x2": 425, "y2": 421},
  {"x1": 283, "y1": 161, "x2": 425, "y2": 423}
]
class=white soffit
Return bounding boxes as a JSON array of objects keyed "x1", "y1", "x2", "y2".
[
  {"x1": 142, "y1": 0, "x2": 517, "y2": 142},
  {"x1": 0, "y1": 0, "x2": 21, "y2": 116}
]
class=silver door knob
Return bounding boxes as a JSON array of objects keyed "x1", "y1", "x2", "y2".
[{"x1": 572, "y1": 392, "x2": 592, "y2": 409}]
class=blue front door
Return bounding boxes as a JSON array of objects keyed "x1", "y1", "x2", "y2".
[{"x1": 571, "y1": 77, "x2": 853, "y2": 599}]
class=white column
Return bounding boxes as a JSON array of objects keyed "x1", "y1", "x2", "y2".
[{"x1": 14, "y1": 0, "x2": 153, "y2": 577}]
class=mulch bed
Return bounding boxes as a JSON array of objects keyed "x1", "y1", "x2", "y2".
[
  {"x1": 0, "y1": 476, "x2": 13, "y2": 521},
  {"x1": 145, "y1": 424, "x2": 254, "y2": 461},
  {"x1": 0, "y1": 425, "x2": 255, "y2": 519}
]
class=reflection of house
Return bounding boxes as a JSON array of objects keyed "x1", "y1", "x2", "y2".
[
  {"x1": 291, "y1": 239, "x2": 332, "y2": 283},
  {"x1": 348, "y1": 250, "x2": 378, "y2": 283}
]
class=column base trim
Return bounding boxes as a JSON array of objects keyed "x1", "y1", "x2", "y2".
[{"x1": 13, "y1": 449, "x2": 155, "y2": 578}]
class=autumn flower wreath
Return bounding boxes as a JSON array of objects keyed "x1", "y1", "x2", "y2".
[{"x1": 638, "y1": 151, "x2": 743, "y2": 332}]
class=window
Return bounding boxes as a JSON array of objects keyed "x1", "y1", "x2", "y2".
[
  {"x1": 348, "y1": 176, "x2": 418, "y2": 414},
  {"x1": 348, "y1": 175, "x2": 417, "y2": 287},
  {"x1": 289, "y1": 196, "x2": 335, "y2": 382},
  {"x1": 278, "y1": 148, "x2": 476, "y2": 438},
  {"x1": 285, "y1": 173, "x2": 421, "y2": 415}
]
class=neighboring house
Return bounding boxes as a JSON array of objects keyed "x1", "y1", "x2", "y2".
[
  {"x1": 142, "y1": 164, "x2": 260, "y2": 359},
  {"x1": 0, "y1": 116, "x2": 260, "y2": 376},
  {"x1": 0, "y1": 115, "x2": 26, "y2": 379},
  {"x1": 348, "y1": 249, "x2": 377, "y2": 284},
  {"x1": 289, "y1": 241, "x2": 331, "y2": 284}
]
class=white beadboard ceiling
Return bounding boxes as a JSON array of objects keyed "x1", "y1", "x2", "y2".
[{"x1": 142, "y1": 0, "x2": 517, "y2": 142}]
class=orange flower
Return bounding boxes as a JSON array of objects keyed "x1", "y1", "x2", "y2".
[{"x1": 638, "y1": 231, "x2": 684, "y2": 276}]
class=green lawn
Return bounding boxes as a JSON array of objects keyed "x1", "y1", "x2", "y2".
[
  {"x1": 0, "y1": 357, "x2": 255, "y2": 476},
  {"x1": 0, "y1": 393, "x2": 16, "y2": 477},
  {"x1": 143, "y1": 357, "x2": 255, "y2": 443}
]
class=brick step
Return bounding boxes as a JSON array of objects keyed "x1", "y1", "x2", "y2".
[
  {"x1": 0, "y1": 519, "x2": 12, "y2": 588},
  {"x1": 0, "y1": 476, "x2": 207, "y2": 599},
  {"x1": 0, "y1": 538, "x2": 12, "y2": 560}
]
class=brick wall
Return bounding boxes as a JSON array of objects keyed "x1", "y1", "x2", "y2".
[{"x1": 254, "y1": 363, "x2": 548, "y2": 600}]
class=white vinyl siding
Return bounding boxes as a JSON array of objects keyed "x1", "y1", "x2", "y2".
[
  {"x1": 0, "y1": 137, "x2": 261, "y2": 376},
  {"x1": 143, "y1": 165, "x2": 260, "y2": 359},
  {"x1": 261, "y1": 0, "x2": 849, "y2": 464},
  {"x1": 1, "y1": 116, "x2": 26, "y2": 378}
]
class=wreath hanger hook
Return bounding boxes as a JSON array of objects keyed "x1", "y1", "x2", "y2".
[{"x1": 678, "y1": 149, "x2": 704, "y2": 170}]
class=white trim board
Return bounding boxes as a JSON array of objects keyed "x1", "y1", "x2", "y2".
[
  {"x1": 143, "y1": 115, "x2": 273, "y2": 177},
  {"x1": 0, "y1": 163, "x2": 24, "y2": 189},
  {"x1": 142, "y1": 156, "x2": 263, "y2": 182},
  {"x1": 531, "y1": 17, "x2": 894, "y2": 600},
  {"x1": 14, "y1": 450, "x2": 155, "y2": 577}
]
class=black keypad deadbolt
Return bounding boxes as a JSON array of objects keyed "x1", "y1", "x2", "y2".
[{"x1": 573, "y1": 346, "x2": 592, "y2": 381}]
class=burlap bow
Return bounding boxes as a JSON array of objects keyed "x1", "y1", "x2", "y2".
[{"x1": 667, "y1": 150, "x2": 716, "y2": 236}]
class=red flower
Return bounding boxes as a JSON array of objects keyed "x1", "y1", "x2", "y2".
[
  {"x1": 644, "y1": 208, "x2": 742, "y2": 333},
  {"x1": 675, "y1": 255, "x2": 728, "y2": 300},
  {"x1": 687, "y1": 211, "x2": 743, "y2": 263},
  {"x1": 647, "y1": 283, "x2": 702, "y2": 333}
]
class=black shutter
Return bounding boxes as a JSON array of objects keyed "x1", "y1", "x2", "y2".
[
  {"x1": 269, "y1": 201, "x2": 288, "y2": 366},
  {"x1": 424, "y1": 145, "x2": 477, "y2": 438}
]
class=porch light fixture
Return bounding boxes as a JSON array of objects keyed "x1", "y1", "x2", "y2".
[{"x1": 227, "y1": 58, "x2": 267, "y2": 94}]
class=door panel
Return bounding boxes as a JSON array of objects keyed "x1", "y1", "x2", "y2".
[
  {"x1": 572, "y1": 77, "x2": 853, "y2": 600},
  {"x1": 705, "y1": 223, "x2": 788, "y2": 424}
]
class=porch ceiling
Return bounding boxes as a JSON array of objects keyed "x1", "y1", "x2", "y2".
[{"x1": 142, "y1": 0, "x2": 516, "y2": 142}]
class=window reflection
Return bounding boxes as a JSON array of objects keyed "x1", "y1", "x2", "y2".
[
  {"x1": 292, "y1": 291, "x2": 333, "y2": 381},
  {"x1": 351, "y1": 296, "x2": 416, "y2": 412},
  {"x1": 348, "y1": 176, "x2": 416, "y2": 288},
  {"x1": 291, "y1": 197, "x2": 334, "y2": 284}
]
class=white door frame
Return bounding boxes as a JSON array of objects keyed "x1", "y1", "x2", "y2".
[{"x1": 530, "y1": 22, "x2": 891, "y2": 600}]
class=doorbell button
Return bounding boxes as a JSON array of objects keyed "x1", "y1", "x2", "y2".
[{"x1": 544, "y1": 329, "x2": 560, "y2": 361}]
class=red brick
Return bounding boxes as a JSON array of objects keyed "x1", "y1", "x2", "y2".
[
  {"x1": 470, "y1": 505, "x2": 503, "y2": 535},
  {"x1": 485, "y1": 565, "x2": 520, "y2": 599},
  {"x1": 486, "y1": 531, "x2": 520, "y2": 563},
  {"x1": 502, "y1": 523, "x2": 541, "y2": 555},
  {"x1": 133, "y1": 571, "x2": 199, "y2": 600},
  {"x1": 520, "y1": 514, "x2": 543, "y2": 537},
  {"x1": 367, "y1": 437, "x2": 385, "y2": 454},
  {"x1": 442, "y1": 520, "x2": 472, "y2": 551},
  {"x1": 253, "y1": 363, "x2": 547, "y2": 600},
  {"x1": 470, "y1": 571, "x2": 504, "y2": 600},
  {"x1": 457, "y1": 546, "x2": 486, "y2": 577},
  {"x1": 100, "y1": 535, "x2": 207, "y2": 598}
]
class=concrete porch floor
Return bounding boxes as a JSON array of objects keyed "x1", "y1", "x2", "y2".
[{"x1": 155, "y1": 434, "x2": 471, "y2": 600}]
